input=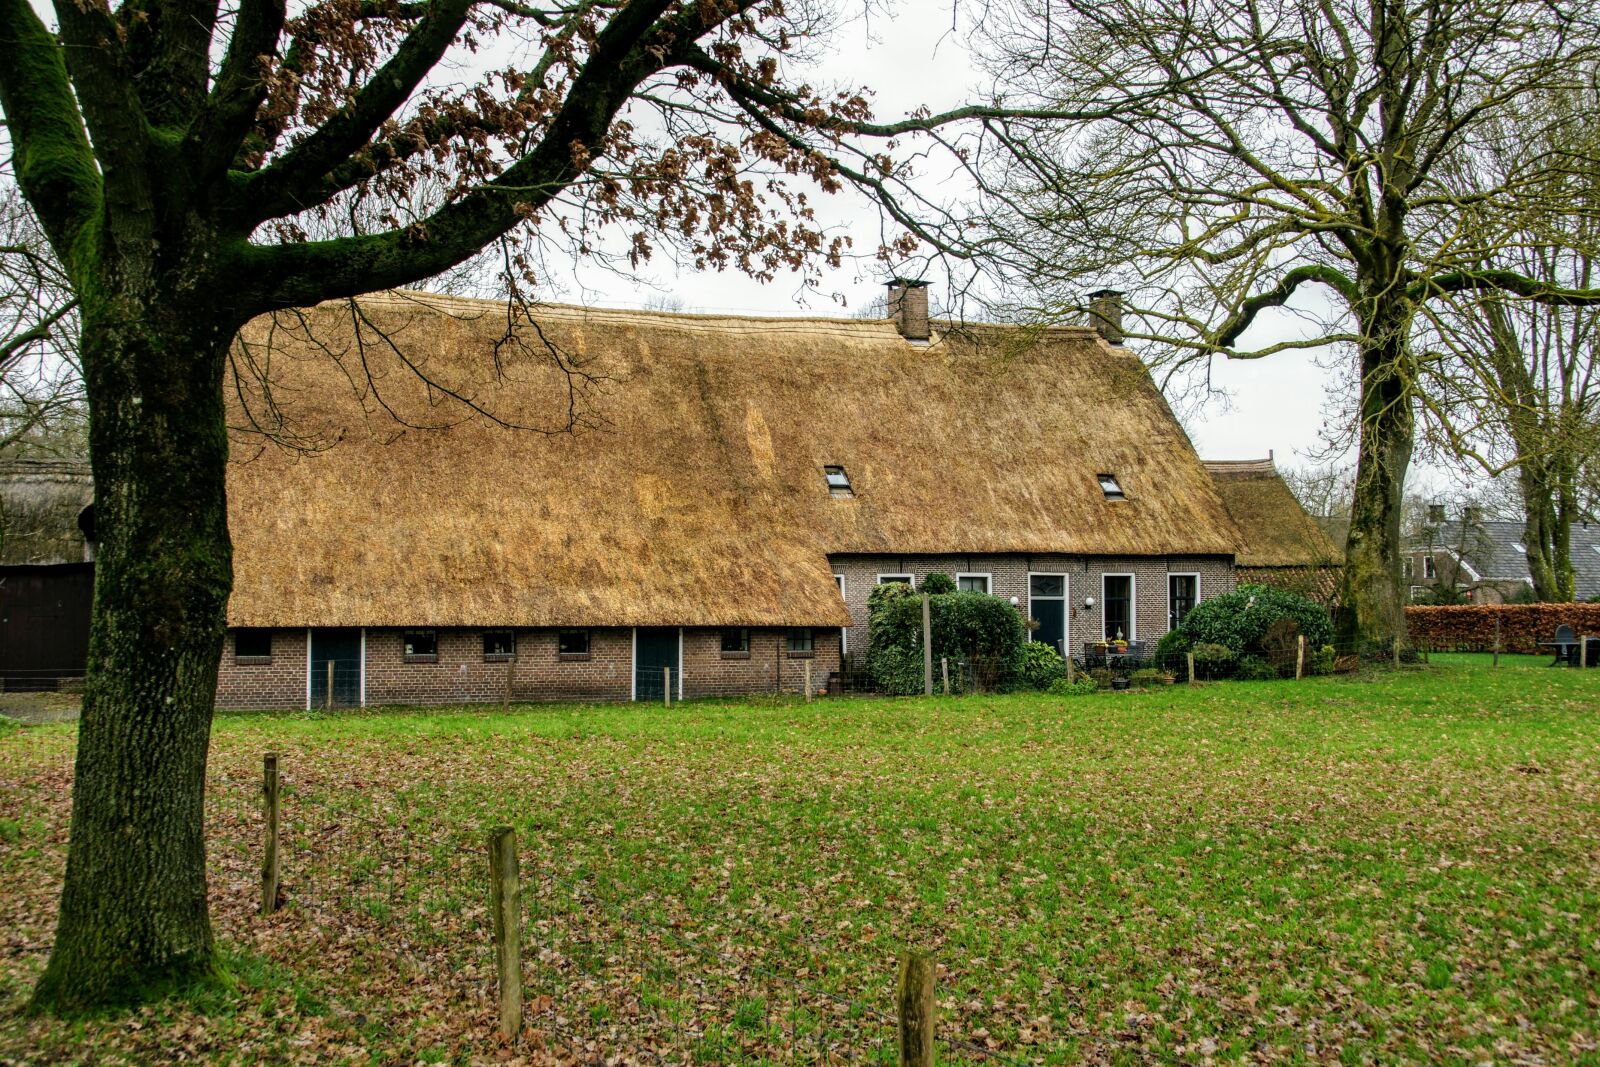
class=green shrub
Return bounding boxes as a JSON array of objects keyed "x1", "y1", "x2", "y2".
[
  {"x1": 1234, "y1": 654, "x2": 1279, "y2": 681},
  {"x1": 1130, "y1": 667, "x2": 1170, "y2": 687},
  {"x1": 1309, "y1": 644, "x2": 1336, "y2": 676},
  {"x1": 1190, "y1": 642, "x2": 1235, "y2": 679},
  {"x1": 867, "y1": 589, "x2": 1025, "y2": 693},
  {"x1": 1047, "y1": 675, "x2": 1098, "y2": 696},
  {"x1": 1087, "y1": 667, "x2": 1115, "y2": 689},
  {"x1": 1170, "y1": 584, "x2": 1334, "y2": 660},
  {"x1": 1017, "y1": 641, "x2": 1067, "y2": 690},
  {"x1": 865, "y1": 645, "x2": 927, "y2": 696},
  {"x1": 920, "y1": 572, "x2": 957, "y2": 594}
]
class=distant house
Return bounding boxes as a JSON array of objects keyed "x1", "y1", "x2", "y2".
[
  {"x1": 1404, "y1": 508, "x2": 1600, "y2": 603},
  {"x1": 213, "y1": 285, "x2": 1251, "y2": 708},
  {"x1": 1203, "y1": 458, "x2": 1344, "y2": 605},
  {"x1": 0, "y1": 459, "x2": 95, "y2": 689}
]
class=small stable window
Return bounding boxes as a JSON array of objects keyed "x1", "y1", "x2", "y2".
[
  {"x1": 403, "y1": 630, "x2": 437, "y2": 661},
  {"x1": 483, "y1": 630, "x2": 516, "y2": 660},
  {"x1": 234, "y1": 628, "x2": 272, "y2": 662},
  {"x1": 824, "y1": 465, "x2": 853, "y2": 496},
  {"x1": 787, "y1": 628, "x2": 814, "y2": 656},
  {"x1": 558, "y1": 629, "x2": 590, "y2": 657},
  {"x1": 1097, "y1": 473, "x2": 1125, "y2": 500},
  {"x1": 721, "y1": 628, "x2": 750, "y2": 656},
  {"x1": 956, "y1": 573, "x2": 990, "y2": 594}
]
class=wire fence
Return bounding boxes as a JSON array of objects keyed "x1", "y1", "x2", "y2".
[{"x1": 206, "y1": 757, "x2": 1034, "y2": 1064}]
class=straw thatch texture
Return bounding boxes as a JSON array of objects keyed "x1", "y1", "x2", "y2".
[
  {"x1": 0, "y1": 458, "x2": 93, "y2": 565},
  {"x1": 225, "y1": 293, "x2": 1241, "y2": 628},
  {"x1": 1204, "y1": 459, "x2": 1343, "y2": 568}
]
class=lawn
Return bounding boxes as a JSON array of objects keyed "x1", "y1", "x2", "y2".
[{"x1": 1, "y1": 656, "x2": 1597, "y2": 1064}]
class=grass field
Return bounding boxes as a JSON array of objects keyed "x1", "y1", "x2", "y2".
[{"x1": 1, "y1": 655, "x2": 1597, "y2": 1064}]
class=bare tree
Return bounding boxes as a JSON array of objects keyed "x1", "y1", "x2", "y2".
[
  {"x1": 941, "y1": 0, "x2": 1600, "y2": 644},
  {"x1": 1416, "y1": 92, "x2": 1600, "y2": 601},
  {"x1": 0, "y1": 181, "x2": 82, "y2": 457}
]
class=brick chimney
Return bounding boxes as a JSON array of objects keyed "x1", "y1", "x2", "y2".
[
  {"x1": 1087, "y1": 289, "x2": 1124, "y2": 344},
  {"x1": 887, "y1": 279, "x2": 930, "y2": 342},
  {"x1": 1427, "y1": 503, "x2": 1445, "y2": 525},
  {"x1": 1463, "y1": 505, "x2": 1482, "y2": 525}
]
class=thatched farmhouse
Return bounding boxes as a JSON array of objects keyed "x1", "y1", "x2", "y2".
[
  {"x1": 0, "y1": 459, "x2": 95, "y2": 689},
  {"x1": 1203, "y1": 458, "x2": 1344, "y2": 606},
  {"x1": 205, "y1": 283, "x2": 1250, "y2": 707}
]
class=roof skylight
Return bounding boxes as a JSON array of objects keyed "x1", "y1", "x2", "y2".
[
  {"x1": 824, "y1": 465, "x2": 853, "y2": 496},
  {"x1": 1097, "y1": 473, "x2": 1125, "y2": 500}
]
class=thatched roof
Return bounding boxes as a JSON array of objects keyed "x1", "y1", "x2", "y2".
[
  {"x1": 0, "y1": 458, "x2": 93, "y2": 565},
  {"x1": 225, "y1": 293, "x2": 1242, "y2": 628},
  {"x1": 1203, "y1": 459, "x2": 1342, "y2": 568}
]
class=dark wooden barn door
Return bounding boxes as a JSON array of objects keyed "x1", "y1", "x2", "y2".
[
  {"x1": 634, "y1": 627, "x2": 679, "y2": 701},
  {"x1": 0, "y1": 563, "x2": 94, "y2": 690},
  {"x1": 309, "y1": 628, "x2": 361, "y2": 708}
]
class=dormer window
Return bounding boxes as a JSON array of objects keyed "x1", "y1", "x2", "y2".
[
  {"x1": 1097, "y1": 473, "x2": 1125, "y2": 500},
  {"x1": 824, "y1": 465, "x2": 853, "y2": 496}
]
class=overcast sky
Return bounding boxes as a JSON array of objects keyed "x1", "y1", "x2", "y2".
[{"x1": 543, "y1": 0, "x2": 1364, "y2": 473}]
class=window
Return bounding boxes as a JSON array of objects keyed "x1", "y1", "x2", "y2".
[
  {"x1": 1097, "y1": 473, "x2": 1125, "y2": 500},
  {"x1": 1410, "y1": 585, "x2": 1428, "y2": 602},
  {"x1": 721, "y1": 628, "x2": 750, "y2": 655},
  {"x1": 1168, "y1": 574, "x2": 1198, "y2": 629},
  {"x1": 234, "y1": 628, "x2": 271, "y2": 662},
  {"x1": 1103, "y1": 575, "x2": 1133, "y2": 640},
  {"x1": 823, "y1": 465, "x2": 853, "y2": 496},
  {"x1": 1030, "y1": 574, "x2": 1065, "y2": 598},
  {"x1": 558, "y1": 629, "x2": 590, "y2": 657},
  {"x1": 956, "y1": 573, "x2": 991, "y2": 594},
  {"x1": 787, "y1": 628, "x2": 814, "y2": 655},
  {"x1": 403, "y1": 630, "x2": 437, "y2": 661},
  {"x1": 835, "y1": 574, "x2": 848, "y2": 657},
  {"x1": 483, "y1": 630, "x2": 516, "y2": 659},
  {"x1": 878, "y1": 574, "x2": 913, "y2": 586},
  {"x1": 1403, "y1": 558, "x2": 1414, "y2": 579},
  {"x1": 1423, "y1": 555, "x2": 1437, "y2": 579}
]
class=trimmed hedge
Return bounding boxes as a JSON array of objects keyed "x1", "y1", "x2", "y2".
[
  {"x1": 1405, "y1": 604, "x2": 1600, "y2": 654},
  {"x1": 868, "y1": 590, "x2": 1026, "y2": 694}
]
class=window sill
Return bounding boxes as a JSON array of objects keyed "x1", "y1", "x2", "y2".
[
  {"x1": 233, "y1": 656, "x2": 272, "y2": 666},
  {"x1": 404, "y1": 654, "x2": 438, "y2": 664},
  {"x1": 558, "y1": 652, "x2": 591, "y2": 662},
  {"x1": 786, "y1": 651, "x2": 815, "y2": 659},
  {"x1": 483, "y1": 653, "x2": 516, "y2": 663},
  {"x1": 721, "y1": 651, "x2": 751, "y2": 660}
]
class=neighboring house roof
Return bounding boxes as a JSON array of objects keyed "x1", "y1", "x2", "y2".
[
  {"x1": 1417, "y1": 519, "x2": 1600, "y2": 599},
  {"x1": 223, "y1": 292, "x2": 1243, "y2": 628},
  {"x1": 0, "y1": 458, "x2": 93, "y2": 565},
  {"x1": 1202, "y1": 458, "x2": 1343, "y2": 568}
]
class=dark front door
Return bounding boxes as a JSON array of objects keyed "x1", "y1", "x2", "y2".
[
  {"x1": 310, "y1": 628, "x2": 361, "y2": 708},
  {"x1": 1029, "y1": 574, "x2": 1067, "y2": 659},
  {"x1": 634, "y1": 627, "x2": 679, "y2": 701}
]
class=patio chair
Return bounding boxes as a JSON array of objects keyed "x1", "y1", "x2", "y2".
[{"x1": 1546, "y1": 624, "x2": 1580, "y2": 667}]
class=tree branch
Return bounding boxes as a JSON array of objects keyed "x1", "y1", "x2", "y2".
[{"x1": 1210, "y1": 263, "x2": 1359, "y2": 348}]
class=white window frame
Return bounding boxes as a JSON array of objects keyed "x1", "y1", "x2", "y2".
[
  {"x1": 955, "y1": 572, "x2": 992, "y2": 594},
  {"x1": 1167, "y1": 572, "x2": 1200, "y2": 631},
  {"x1": 1410, "y1": 585, "x2": 1428, "y2": 602},
  {"x1": 834, "y1": 573, "x2": 848, "y2": 656},
  {"x1": 877, "y1": 573, "x2": 914, "y2": 586},
  {"x1": 304, "y1": 627, "x2": 312, "y2": 710},
  {"x1": 1026, "y1": 572, "x2": 1069, "y2": 657},
  {"x1": 1423, "y1": 555, "x2": 1437, "y2": 579},
  {"x1": 1102, "y1": 573, "x2": 1137, "y2": 641},
  {"x1": 359, "y1": 628, "x2": 367, "y2": 707}
]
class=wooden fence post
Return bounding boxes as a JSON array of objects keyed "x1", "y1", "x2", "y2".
[
  {"x1": 1392, "y1": 635, "x2": 1400, "y2": 670},
  {"x1": 941, "y1": 657, "x2": 950, "y2": 696},
  {"x1": 325, "y1": 660, "x2": 335, "y2": 710},
  {"x1": 1065, "y1": 650, "x2": 1076, "y2": 685},
  {"x1": 897, "y1": 950, "x2": 936, "y2": 1067},
  {"x1": 1493, "y1": 617, "x2": 1501, "y2": 667},
  {"x1": 922, "y1": 593, "x2": 933, "y2": 697},
  {"x1": 1186, "y1": 651, "x2": 1195, "y2": 684},
  {"x1": 1295, "y1": 635, "x2": 1306, "y2": 680},
  {"x1": 804, "y1": 659, "x2": 813, "y2": 703},
  {"x1": 1582, "y1": 636, "x2": 1590, "y2": 670},
  {"x1": 664, "y1": 667, "x2": 672, "y2": 708},
  {"x1": 260, "y1": 752, "x2": 280, "y2": 916},
  {"x1": 488, "y1": 826, "x2": 523, "y2": 1042}
]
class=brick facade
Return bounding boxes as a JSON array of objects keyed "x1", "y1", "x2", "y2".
[
  {"x1": 216, "y1": 625, "x2": 843, "y2": 709},
  {"x1": 829, "y1": 554, "x2": 1235, "y2": 665}
]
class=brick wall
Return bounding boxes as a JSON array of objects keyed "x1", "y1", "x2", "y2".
[
  {"x1": 829, "y1": 554, "x2": 1235, "y2": 664},
  {"x1": 681, "y1": 627, "x2": 843, "y2": 698},
  {"x1": 217, "y1": 629, "x2": 308, "y2": 710},
  {"x1": 215, "y1": 625, "x2": 844, "y2": 709}
]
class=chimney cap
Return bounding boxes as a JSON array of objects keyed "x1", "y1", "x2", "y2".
[
  {"x1": 1087, "y1": 288, "x2": 1123, "y2": 299},
  {"x1": 887, "y1": 277, "x2": 930, "y2": 289}
]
